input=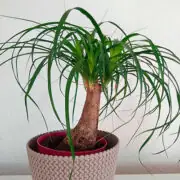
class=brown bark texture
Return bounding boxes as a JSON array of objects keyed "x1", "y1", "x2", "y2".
[{"x1": 65, "y1": 83, "x2": 101, "y2": 150}]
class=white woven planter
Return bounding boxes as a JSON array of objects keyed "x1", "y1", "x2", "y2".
[{"x1": 27, "y1": 131, "x2": 119, "y2": 180}]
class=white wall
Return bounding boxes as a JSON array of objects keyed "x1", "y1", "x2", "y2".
[{"x1": 1, "y1": 0, "x2": 180, "y2": 175}]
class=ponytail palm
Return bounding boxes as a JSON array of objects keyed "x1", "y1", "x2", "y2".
[{"x1": 1, "y1": 7, "x2": 180, "y2": 157}]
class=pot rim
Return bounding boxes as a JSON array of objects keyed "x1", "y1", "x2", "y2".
[
  {"x1": 37, "y1": 130, "x2": 108, "y2": 156},
  {"x1": 27, "y1": 130, "x2": 119, "y2": 158}
]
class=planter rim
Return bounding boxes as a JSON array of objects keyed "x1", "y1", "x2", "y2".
[
  {"x1": 37, "y1": 131, "x2": 108, "y2": 156},
  {"x1": 27, "y1": 130, "x2": 119, "y2": 159}
]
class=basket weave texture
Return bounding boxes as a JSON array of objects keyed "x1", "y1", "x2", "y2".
[{"x1": 27, "y1": 131, "x2": 119, "y2": 180}]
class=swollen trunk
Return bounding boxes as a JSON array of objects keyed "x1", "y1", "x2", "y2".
[{"x1": 70, "y1": 83, "x2": 101, "y2": 150}]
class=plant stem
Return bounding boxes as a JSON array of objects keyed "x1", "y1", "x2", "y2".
[{"x1": 65, "y1": 83, "x2": 101, "y2": 150}]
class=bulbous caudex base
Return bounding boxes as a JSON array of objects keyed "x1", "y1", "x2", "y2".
[{"x1": 62, "y1": 83, "x2": 102, "y2": 150}]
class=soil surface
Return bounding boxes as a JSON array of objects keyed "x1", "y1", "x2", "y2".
[{"x1": 41, "y1": 135, "x2": 104, "y2": 151}]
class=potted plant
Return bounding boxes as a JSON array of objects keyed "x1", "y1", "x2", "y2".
[{"x1": 1, "y1": 7, "x2": 180, "y2": 180}]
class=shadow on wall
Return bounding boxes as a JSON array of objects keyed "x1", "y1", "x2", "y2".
[
  {"x1": 0, "y1": 164, "x2": 30, "y2": 175},
  {"x1": 116, "y1": 164, "x2": 180, "y2": 174}
]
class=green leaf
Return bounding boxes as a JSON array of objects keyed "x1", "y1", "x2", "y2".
[{"x1": 65, "y1": 68, "x2": 76, "y2": 160}]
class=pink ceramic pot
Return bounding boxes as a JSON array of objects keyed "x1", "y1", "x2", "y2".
[{"x1": 37, "y1": 131, "x2": 107, "y2": 156}]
